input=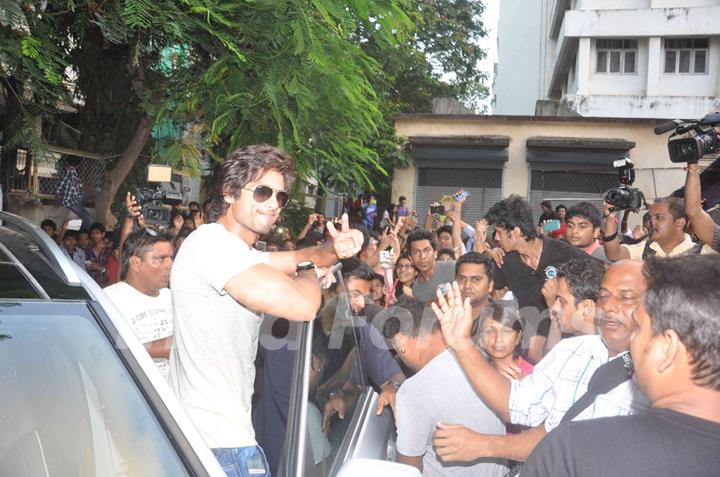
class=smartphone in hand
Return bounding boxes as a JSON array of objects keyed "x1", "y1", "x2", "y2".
[
  {"x1": 542, "y1": 220, "x2": 561, "y2": 232},
  {"x1": 67, "y1": 219, "x2": 82, "y2": 231}
]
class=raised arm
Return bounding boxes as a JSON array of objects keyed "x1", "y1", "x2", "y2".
[
  {"x1": 268, "y1": 213, "x2": 363, "y2": 274},
  {"x1": 685, "y1": 162, "x2": 717, "y2": 247},
  {"x1": 432, "y1": 281, "x2": 512, "y2": 422},
  {"x1": 296, "y1": 212, "x2": 317, "y2": 241},
  {"x1": 451, "y1": 193, "x2": 465, "y2": 256},
  {"x1": 601, "y1": 202, "x2": 630, "y2": 262}
]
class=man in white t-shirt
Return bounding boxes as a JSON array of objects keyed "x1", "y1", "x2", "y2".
[
  {"x1": 104, "y1": 229, "x2": 174, "y2": 378},
  {"x1": 169, "y1": 144, "x2": 363, "y2": 476}
]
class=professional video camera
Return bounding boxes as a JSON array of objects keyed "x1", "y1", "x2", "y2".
[
  {"x1": 604, "y1": 157, "x2": 647, "y2": 211},
  {"x1": 134, "y1": 165, "x2": 183, "y2": 227},
  {"x1": 654, "y1": 112, "x2": 720, "y2": 163}
]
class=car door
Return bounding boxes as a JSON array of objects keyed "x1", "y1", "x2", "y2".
[{"x1": 279, "y1": 267, "x2": 419, "y2": 477}]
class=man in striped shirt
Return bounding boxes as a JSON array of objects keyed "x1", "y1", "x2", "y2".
[{"x1": 431, "y1": 260, "x2": 648, "y2": 463}]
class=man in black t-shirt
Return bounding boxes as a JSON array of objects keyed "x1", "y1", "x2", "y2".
[
  {"x1": 485, "y1": 195, "x2": 589, "y2": 362},
  {"x1": 524, "y1": 255, "x2": 720, "y2": 477}
]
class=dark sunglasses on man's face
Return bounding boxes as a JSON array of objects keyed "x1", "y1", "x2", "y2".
[{"x1": 243, "y1": 185, "x2": 290, "y2": 208}]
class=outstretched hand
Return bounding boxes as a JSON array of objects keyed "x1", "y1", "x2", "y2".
[
  {"x1": 327, "y1": 213, "x2": 363, "y2": 259},
  {"x1": 431, "y1": 281, "x2": 475, "y2": 351}
]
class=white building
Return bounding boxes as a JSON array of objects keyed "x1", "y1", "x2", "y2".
[{"x1": 493, "y1": 0, "x2": 720, "y2": 118}]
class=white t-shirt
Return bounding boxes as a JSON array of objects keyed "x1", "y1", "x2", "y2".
[
  {"x1": 103, "y1": 282, "x2": 173, "y2": 378},
  {"x1": 168, "y1": 223, "x2": 269, "y2": 449}
]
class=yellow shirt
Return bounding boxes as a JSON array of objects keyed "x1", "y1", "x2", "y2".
[{"x1": 622, "y1": 233, "x2": 717, "y2": 260}]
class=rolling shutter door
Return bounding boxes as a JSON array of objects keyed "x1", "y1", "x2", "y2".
[
  {"x1": 415, "y1": 167, "x2": 503, "y2": 223},
  {"x1": 528, "y1": 170, "x2": 616, "y2": 223},
  {"x1": 526, "y1": 137, "x2": 634, "y2": 223}
]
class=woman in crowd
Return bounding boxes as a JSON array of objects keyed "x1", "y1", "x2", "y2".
[
  {"x1": 392, "y1": 252, "x2": 417, "y2": 301},
  {"x1": 479, "y1": 303, "x2": 533, "y2": 381}
]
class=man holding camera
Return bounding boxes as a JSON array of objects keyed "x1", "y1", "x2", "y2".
[{"x1": 602, "y1": 196, "x2": 715, "y2": 261}]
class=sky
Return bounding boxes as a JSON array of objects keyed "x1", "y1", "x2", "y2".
[{"x1": 479, "y1": 0, "x2": 500, "y2": 113}]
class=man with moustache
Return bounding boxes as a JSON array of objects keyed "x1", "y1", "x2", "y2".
[
  {"x1": 524, "y1": 255, "x2": 720, "y2": 477},
  {"x1": 169, "y1": 145, "x2": 363, "y2": 476},
  {"x1": 430, "y1": 260, "x2": 647, "y2": 463},
  {"x1": 602, "y1": 196, "x2": 715, "y2": 261},
  {"x1": 104, "y1": 229, "x2": 175, "y2": 378}
]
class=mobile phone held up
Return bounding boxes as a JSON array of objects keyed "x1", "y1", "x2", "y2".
[
  {"x1": 453, "y1": 190, "x2": 471, "y2": 202},
  {"x1": 430, "y1": 205, "x2": 444, "y2": 215},
  {"x1": 66, "y1": 219, "x2": 82, "y2": 231},
  {"x1": 543, "y1": 219, "x2": 561, "y2": 232}
]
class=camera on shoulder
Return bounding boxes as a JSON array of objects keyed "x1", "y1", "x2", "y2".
[{"x1": 654, "y1": 112, "x2": 720, "y2": 164}]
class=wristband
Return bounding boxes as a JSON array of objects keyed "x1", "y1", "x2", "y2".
[{"x1": 601, "y1": 231, "x2": 618, "y2": 242}]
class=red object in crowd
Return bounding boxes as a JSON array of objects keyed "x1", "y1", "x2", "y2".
[{"x1": 105, "y1": 253, "x2": 120, "y2": 286}]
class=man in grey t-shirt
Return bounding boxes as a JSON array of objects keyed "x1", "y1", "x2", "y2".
[
  {"x1": 408, "y1": 229, "x2": 456, "y2": 303},
  {"x1": 382, "y1": 297, "x2": 507, "y2": 477}
]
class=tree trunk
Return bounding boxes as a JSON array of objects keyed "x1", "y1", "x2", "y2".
[{"x1": 94, "y1": 115, "x2": 153, "y2": 227}]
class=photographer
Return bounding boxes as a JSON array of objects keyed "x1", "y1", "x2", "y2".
[
  {"x1": 601, "y1": 196, "x2": 713, "y2": 261},
  {"x1": 684, "y1": 135, "x2": 720, "y2": 253}
]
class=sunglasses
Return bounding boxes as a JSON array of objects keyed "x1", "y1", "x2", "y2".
[{"x1": 243, "y1": 185, "x2": 290, "y2": 208}]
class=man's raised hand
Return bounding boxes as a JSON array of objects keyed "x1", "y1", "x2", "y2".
[{"x1": 327, "y1": 213, "x2": 363, "y2": 259}]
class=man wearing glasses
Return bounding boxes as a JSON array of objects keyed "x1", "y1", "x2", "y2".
[{"x1": 169, "y1": 144, "x2": 363, "y2": 477}]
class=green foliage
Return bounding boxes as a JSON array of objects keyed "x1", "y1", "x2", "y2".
[
  {"x1": 2, "y1": 0, "x2": 488, "y2": 215},
  {"x1": 278, "y1": 200, "x2": 314, "y2": 239},
  {"x1": 0, "y1": 0, "x2": 27, "y2": 29}
]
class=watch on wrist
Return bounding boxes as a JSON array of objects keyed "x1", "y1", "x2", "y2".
[{"x1": 296, "y1": 261, "x2": 316, "y2": 273}]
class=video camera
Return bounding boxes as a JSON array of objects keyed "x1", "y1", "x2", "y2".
[
  {"x1": 654, "y1": 112, "x2": 720, "y2": 163},
  {"x1": 604, "y1": 158, "x2": 647, "y2": 211},
  {"x1": 135, "y1": 165, "x2": 183, "y2": 227}
]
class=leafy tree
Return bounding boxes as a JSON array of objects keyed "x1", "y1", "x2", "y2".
[
  {"x1": 1, "y1": 0, "x2": 487, "y2": 224},
  {"x1": 1, "y1": 0, "x2": 413, "y2": 224},
  {"x1": 358, "y1": 0, "x2": 489, "y2": 205}
]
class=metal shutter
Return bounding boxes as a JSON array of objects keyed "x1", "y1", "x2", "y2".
[
  {"x1": 528, "y1": 170, "x2": 617, "y2": 223},
  {"x1": 415, "y1": 167, "x2": 503, "y2": 224}
]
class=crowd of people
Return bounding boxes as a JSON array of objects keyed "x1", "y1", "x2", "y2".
[{"x1": 40, "y1": 142, "x2": 720, "y2": 477}]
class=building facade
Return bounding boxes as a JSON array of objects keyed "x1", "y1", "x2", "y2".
[
  {"x1": 494, "y1": 0, "x2": 720, "y2": 118},
  {"x1": 391, "y1": 114, "x2": 702, "y2": 225}
]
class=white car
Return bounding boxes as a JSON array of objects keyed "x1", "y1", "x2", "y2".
[{"x1": 0, "y1": 212, "x2": 419, "y2": 476}]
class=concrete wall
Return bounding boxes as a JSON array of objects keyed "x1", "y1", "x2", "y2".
[
  {"x1": 586, "y1": 39, "x2": 649, "y2": 96},
  {"x1": 392, "y1": 115, "x2": 689, "y2": 215},
  {"x1": 656, "y1": 37, "x2": 720, "y2": 97},
  {"x1": 493, "y1": 0, "x2": 544, "y2": 115},
  {"x1": 579, "y1": 0, "x2": 650, "y2": 9}
]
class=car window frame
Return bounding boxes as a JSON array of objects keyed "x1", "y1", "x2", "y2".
[
  {"x1": 87, "y1": 300, "x2": 216, "y2": 476},
  {"x1": 281, "y1": 268, "x2": 374, "y2": 477}
]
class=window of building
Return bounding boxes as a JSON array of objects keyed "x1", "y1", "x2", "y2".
[
  {"x1": 596, "y1": 39, "x2": 637, "y2": 74},
  {"x1": 664, "y1": 38, "x2": 708, "y2": 74}
]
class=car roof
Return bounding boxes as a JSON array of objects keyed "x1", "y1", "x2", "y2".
[{"x1": 0, "y1": 217, "x2": 90, "y2": 300}]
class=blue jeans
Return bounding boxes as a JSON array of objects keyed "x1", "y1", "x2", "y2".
[
  {"x1": 212, "y1": 445, "x2": 270, "y2": 477},
  {"x1": 67, "y1": 194, "x2": 94, "y2": 230}
]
